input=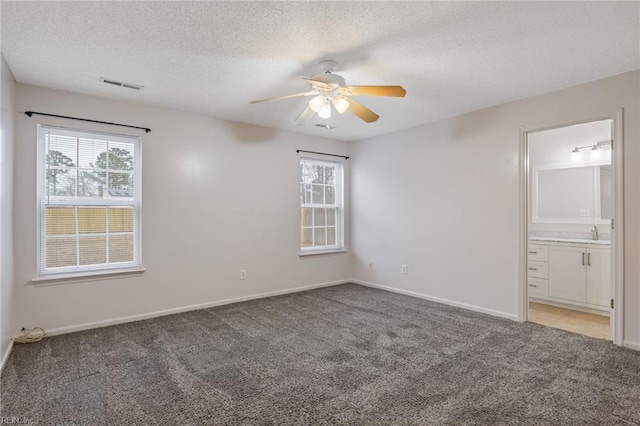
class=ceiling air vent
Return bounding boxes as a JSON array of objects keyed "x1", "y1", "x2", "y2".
[
  {"x1": 315, "y1": 124, "x2": 336, "y2": 130},
  {"x1": 100, "y1": 77, "x2": 143, "y2": 91}
]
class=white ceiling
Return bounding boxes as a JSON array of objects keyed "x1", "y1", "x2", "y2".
[{"x1": 2, "y1": 1, "x2": 639, "y2": 141}]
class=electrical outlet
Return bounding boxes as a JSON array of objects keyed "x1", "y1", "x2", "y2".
[
  {"x1": 368, "y1": 260, "x2": 374, "y2": 270},
  {"x1": 401, "y1": 264, "x2": 408, "y2": 274},
  {"x1": 240, "y1": 269, "x2": 247, "y2": 280}
]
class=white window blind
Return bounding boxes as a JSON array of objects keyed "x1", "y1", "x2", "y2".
[
  {"x1": 300, "y1": 158, "x2": 344, "y2": 252},
  {"x1": 37, "y1": 125, "x2": 142, "y2": 277}
]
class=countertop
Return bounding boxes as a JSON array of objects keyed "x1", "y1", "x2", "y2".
[{"x1": 528, "y1": 236, "x2": 611, "y2": 245}]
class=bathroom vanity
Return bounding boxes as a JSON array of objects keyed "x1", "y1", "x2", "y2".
[{"x1": 528, "y1": 237, "x2": 610, "y2": 313}]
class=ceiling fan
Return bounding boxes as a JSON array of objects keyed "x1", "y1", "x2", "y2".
[{"x1": 250, "y1": 60, "x2": 406, "y2": 124}]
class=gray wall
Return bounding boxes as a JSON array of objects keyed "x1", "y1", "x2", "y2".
[
  {"x1": 6, "y1": 69, "x2": 640, "y2": 352},
  {"x1": 12, "y1": 84, "x2": 351, "y2": 334},
  {"x1": 350, "y1": 70, "x2": 640, "y2": 348}
]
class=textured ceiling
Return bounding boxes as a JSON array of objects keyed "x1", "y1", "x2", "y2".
[{"x1": 2, "y1": 1, "x2": 639, "y2": 141}]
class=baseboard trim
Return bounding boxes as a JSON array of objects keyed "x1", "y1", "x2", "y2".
[
  {"x1": 623, "y1": 340, "x2": 640, "y2": 351},
  {"x1": 39, "y1": 279, "x2": 350, "y2": 337},
  {"x1": 351, "y1": 279, "x2": 518, "y2": 321},
  {"x1": 0, "y1": 340, "x2": 14, "y2": 374}
]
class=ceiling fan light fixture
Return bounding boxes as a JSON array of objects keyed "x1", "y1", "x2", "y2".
[
  {"x1": 332, "y1": 95, "x2": 350, "y2": 114},
  {"x1": 318, "y1": 100, "x2": 332, "y2": 119},
  {"x1": 250, "y1": 60, "x2": 405, "y2": 125},
  {"x1": 308, "y1": 95, "x2": 325, "y2": 112}
]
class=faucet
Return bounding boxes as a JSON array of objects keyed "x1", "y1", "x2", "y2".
[{"x1": 591, "y1": 225, "x2": 599, "y2": 241}]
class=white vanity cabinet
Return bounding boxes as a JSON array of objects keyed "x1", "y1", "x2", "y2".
[
  {"x1": 528, "y1": 240, "x2": 610, "y2": 311},
  {"x1": 527, "y1": 244, "x2": 549, "y2": 299},
  {"x1": 548, "y1": 246, "x2": 588, "y2": 303},
  {"x1": 585, "y1": 248, "x2": 611, "y2": 307}
]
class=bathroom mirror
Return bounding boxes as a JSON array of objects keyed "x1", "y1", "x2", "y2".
[{"x1": 532, "y1": 163, "x2": 611, "y2": 224}]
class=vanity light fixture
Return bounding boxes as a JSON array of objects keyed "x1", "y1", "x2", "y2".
[
  {"x1": 571, "y1": 147, "x2": 581, "y2": 162},
  {"x1": 570, "y1": 140, "x2": 612, "y2": 162}
]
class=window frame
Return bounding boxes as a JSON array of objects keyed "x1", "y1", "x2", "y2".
[
  {"x1": 299, "y1": 157, "x2": 345, "y2": 254},
  {"x1": 36, "y1": 124, "x2": 143, "y2": 279}
]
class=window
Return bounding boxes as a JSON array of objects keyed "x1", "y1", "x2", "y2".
[
  {"x1": 300, "y1": 158, "x2": 344, "y2": 252},
  {"x1": 37, "y1": 125, "x2": 142, "y2": 278}
]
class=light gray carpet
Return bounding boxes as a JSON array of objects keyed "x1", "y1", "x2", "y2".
[{"x1": 2, "y1": 284, "x2": 640, "y2": 425}]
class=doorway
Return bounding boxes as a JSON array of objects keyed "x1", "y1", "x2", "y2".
[{"x1": 519, "y1": 111, "x2": 624, "y2": 345}]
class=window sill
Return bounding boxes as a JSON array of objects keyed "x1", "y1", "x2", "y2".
[
  {"x1": 32, "y1": 267, "x2": 146, "y2": 286},
  {"x1": 299, "y1": 249, "x2": 348, "y2": 257}
]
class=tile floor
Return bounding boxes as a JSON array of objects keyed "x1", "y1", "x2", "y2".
[{"x1": 528, "y1": 301, "x2": 610, "y2": 340}]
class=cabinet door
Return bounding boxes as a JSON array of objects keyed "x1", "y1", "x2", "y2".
[
  {"x1": 586, "y1": 248, "x2": 610, "y2": 307},
  {"x1": 548, "y1": 245, "x2": 587, "y2": 303}
]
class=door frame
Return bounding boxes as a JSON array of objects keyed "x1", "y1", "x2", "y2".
[{"x1": 518, "y1": 108, "x2": 624, "y2": 346}]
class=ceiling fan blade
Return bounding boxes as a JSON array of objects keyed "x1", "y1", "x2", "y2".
[
  {"x1": 344, "y1": 85, "x2": 406, "y2": 97},
  {"x1": 250, "y1": 92, "x2": 315, "y2": 104},
  {"x1": 295, "y1": 106, "x2": 315, "y2": 124},
  {"x1": 347, "y1": 98, "x2": 380, "y2": 123},
  {"x1": 302, "y1": 78, "x2": 333, "y2": 90}
]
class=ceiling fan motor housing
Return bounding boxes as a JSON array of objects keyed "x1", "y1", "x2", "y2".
[
  {"x1": 312, "y1": 60, "x2": 346, "y2": 87},
  {"x1": 318, "y1": 60, "x2": 338, "y2": 73},
  {"x1": 311, "y1": 72, "x2": 346, "y2": 88}
]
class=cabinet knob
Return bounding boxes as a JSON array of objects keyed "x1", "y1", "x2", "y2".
[
  {"x1": 528, "y1": 267, "x2": 537, "y2": 271},
  {"x1": 528, "y1": 284, "x2": 538, "y2": 288},
  {"x1": 528, "y1": 251, "x2": 537, "y2": 254}
]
